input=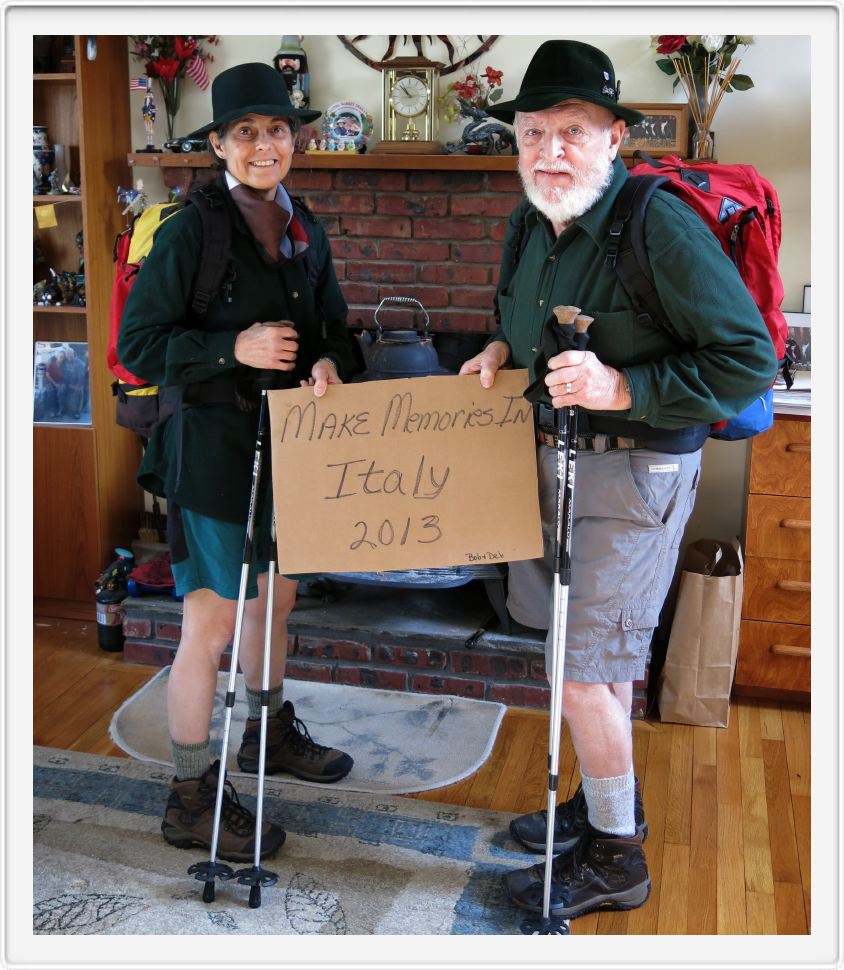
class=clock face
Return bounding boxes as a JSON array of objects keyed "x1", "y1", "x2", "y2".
[{"x1": 390, "y1": 75, "x2": 429, "y2": 117}]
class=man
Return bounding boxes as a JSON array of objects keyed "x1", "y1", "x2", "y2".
[{"x1": 459, "y1": 40, "x2": 777, "y2": 920}]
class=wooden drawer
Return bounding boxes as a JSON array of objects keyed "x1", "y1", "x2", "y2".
[
  {"x1": 735, "y1": 619, "x2": 810, "y2": 696},
  {"x1": 749, "y1": 418, "x2": 810, "y2": 497},
  {"x1": 742, "y1": 556, "x2": 810, "y2": 624},
  {"x1": 745, "y1": 493, "x2": 810, "y2": 561}
]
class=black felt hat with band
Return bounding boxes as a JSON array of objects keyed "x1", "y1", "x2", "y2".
[
  {"x1": 486, "y1": 40, "x2": 644, "y2": 126},
  {"x1": 187, "y1": 61, "x2": 321, "y2": 138}
]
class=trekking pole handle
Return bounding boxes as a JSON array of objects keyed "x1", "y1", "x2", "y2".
[{"x1": 256, "y1": 319, "x2": 298, "y2": 390}]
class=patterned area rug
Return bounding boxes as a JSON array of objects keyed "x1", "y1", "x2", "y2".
[
  {"x1": 109, "y1": 670, "x2": 506, "y2": 795},
  {"x1": 33, "y1": 747, "x2": 533, "y2": 936}
]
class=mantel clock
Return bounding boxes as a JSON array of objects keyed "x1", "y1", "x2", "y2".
[{"x1": 373, "y1": 56, "x2": 444, "y2": 154}]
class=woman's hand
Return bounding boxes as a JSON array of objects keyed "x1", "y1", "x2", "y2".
[
  {"x1": 300, "y1": 358, "x2": 342, "y2": 398},
  {"x1": 546, "y1": 350, "x2": 631, "y2": 411},
  {"x1": 234, "y1": 321, "x2": 298, "y2": 371},
  {"x1": 458, "y1": 341, "x2": 511, "y2": 388}
]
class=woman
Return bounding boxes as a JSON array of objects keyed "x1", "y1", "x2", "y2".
[{"x1": 118, "y1": 63, "x2": 357, "y2": 863}]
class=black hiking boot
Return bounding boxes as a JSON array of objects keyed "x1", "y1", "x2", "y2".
[
  {"x1": 237, "y1": 700, "x2": 353, "y2": 783},
  {"x1": 504, "y1": 829, "x2": 650, "y2": 919},
  {"x1": 161, "y1": 760, "x2": 286, "y2": 862},
  {"x1": 509, "y1": 780, "x2": 648, "y2": 854}
]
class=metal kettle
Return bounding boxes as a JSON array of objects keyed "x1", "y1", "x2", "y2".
[{"x1": 354, "y1": 296, "x2": 451, "y2": 381}]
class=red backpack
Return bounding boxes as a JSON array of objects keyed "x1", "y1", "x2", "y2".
[{"x1": 608, "y1": 153, "x2": 791, "y2": 438}]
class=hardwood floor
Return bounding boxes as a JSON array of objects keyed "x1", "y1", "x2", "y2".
[{"x1": 33, "y1": 615, "x2": 810, "y2": 935}]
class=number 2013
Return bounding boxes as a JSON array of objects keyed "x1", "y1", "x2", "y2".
[{"x1": 350, "y1": 515, "x2": 442, "y2": 550}]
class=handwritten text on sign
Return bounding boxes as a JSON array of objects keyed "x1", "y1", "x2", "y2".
[{"x1": 268, "y1": 370, "x2": 543, "y2": 574}]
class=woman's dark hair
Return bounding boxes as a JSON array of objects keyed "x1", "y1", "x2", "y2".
[{"x1": 207, "y1": 116, "x2": 301, "y2": 170}]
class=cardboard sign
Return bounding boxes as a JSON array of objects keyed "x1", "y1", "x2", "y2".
[{"x1": 268, "y1": 370, "x2": 542, "y2": 574}]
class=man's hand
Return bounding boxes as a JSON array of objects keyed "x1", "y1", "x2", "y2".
[
  {"x1": 234, "y1": 321, "x2": 298, "y2": 371},
  {"x1": 546, "y1": 350, "x2": 631, "y2": 411},
  {"x1": 458, "y1": 341, "x2": 511, "y2": 388},
  {"x1": 300, "y1": 358, "x2": 342, "y2": 398}
]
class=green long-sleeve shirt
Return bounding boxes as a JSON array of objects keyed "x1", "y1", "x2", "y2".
[
  {"x1": 118, "y1": 177, "x2": 357, "y2": 523},
  {"x1": 491, "y1": 156, "x2": 778, "y2": 431}
]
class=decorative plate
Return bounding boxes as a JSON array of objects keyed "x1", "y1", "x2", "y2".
[{"x1": 322, "y1": 101, "x2": 374, "y2": 147}]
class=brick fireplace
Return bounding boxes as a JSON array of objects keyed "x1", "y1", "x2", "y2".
[
  {"x1": 284, "y1": 153, "x2": 523, "y2": 334},
  {"x1": 122, "y1": 152, "x2": 651, "y2": 717}
]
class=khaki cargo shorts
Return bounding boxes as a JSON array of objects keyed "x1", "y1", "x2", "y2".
[{"x1": 507, "y1": 443, "x2": 701, "y2": 684}]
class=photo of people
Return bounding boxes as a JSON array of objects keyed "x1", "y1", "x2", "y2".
[{"x1": 33, "y1": 340, "x2": 91, "y2": 424}]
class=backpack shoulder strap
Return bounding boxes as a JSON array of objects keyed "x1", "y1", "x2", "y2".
[
  {"x1": 607, "y1": 173, "x2": 686, "y2": 344},
  {"x1": 187, "y1": 182, "x2": 234, "y2": 316}
]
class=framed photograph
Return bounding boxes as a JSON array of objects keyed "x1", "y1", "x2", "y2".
[
  {"x1": 802, "y1": 284, "x2": 811, "y2": 313},
  {"x1": 33, "y1": 341, "x2": 91, "y2": 425},
  {"x1": 620, "y1": 104, "x2": 690, "y2": 159},
  {"x1": 783, "y1": 312, "x2": 811, "y2": 370}
]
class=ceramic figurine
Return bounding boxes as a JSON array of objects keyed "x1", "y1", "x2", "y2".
[{"x1": 307, "y1": 137, "x2": 317, "y2": 151}]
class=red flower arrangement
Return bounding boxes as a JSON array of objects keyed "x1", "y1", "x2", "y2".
[
  {"x1": 130, "y1": 35, "x2": 220, "y2": 138},
  {"x1": 440, "y1": 65, "x2": 504, "y2": 125}
]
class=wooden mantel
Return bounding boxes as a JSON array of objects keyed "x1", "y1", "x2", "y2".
[{"x1": 127, "y1": 151, "x2": 518, "y2": 172}]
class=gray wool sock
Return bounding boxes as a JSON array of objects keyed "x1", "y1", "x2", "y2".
[
  {"x1": 171, "y1": 738, "x2": 211, "y2": 781},
  {"x1": 246, "y1": 684, "x2": 284, "y2": 719},
  {"x1": 581, "y1": 768, "x2": 636, "y2": 837}
]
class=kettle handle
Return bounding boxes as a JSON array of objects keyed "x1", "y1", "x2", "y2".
[{"x1": 374, "y1": 296, "x2": 430, "y2": 341}]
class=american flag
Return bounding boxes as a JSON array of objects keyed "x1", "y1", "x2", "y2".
[
  {"x1": 185, "y1": 54, "x2": 210, "y2": 90},
  {"x1": 129, "y1": 77, "x2": 151, "y2": 92}
]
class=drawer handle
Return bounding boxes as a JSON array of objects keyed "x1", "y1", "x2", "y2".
[
  {"x1": 780, "y1": 518, "x2": 810, "y2": 531},
  {"x1": 785, "y1": 443, "x2": 811, "y2": 454},
  {"x1": 775, "y1": 579, "x2": 811, "y2": 593},
  {"x1": 770, "y1": 643, "x2": 811, "y2": 659}
]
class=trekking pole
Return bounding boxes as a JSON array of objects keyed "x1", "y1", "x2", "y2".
[
  {"x1": 188, "y1": 389, "x2": 271, "y2": 903},
  {"x1": 521, "y1": 308, "x2": 592, "y2": 937},
  {"x1": 234, "y1": 511, "x2": 280, "y2": 908}
]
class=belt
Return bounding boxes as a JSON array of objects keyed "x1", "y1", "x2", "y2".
[{"x1": 536, "y1": 429, "x2": 648, "y2": 451}]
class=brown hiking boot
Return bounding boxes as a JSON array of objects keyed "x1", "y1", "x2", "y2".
[
  {"x1": 161, "y1": 760, "x2": 286, "y2": 862},
  {"x1": 236, "y1": 700, "x2": 353, "y2": 783},
  {"x1": 504, "y1": 829, "x2": 650, "y2": 919}
]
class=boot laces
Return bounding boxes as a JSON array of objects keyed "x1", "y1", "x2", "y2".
[
  {"x1": 283, "y1": 713, "x2": 330, "y2": 760},
  {"x1": 218, "y1": 778, "x2": 256, "y2": 837},
  {"x1": 552, "y1": 834, "x2": 590, "y2": 884}
]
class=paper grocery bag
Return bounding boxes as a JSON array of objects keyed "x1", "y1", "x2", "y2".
[{"x1": 657, "y1": 538, "x2": 744, "y2": 728}]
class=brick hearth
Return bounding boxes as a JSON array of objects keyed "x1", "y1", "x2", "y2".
[{"x1": 121, "y1": 582, "x2": 650, "y2": 717}]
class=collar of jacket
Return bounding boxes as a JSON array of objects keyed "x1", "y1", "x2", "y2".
[{"x1": 523, "y1": 154, "x2": 630, "y2": 248}]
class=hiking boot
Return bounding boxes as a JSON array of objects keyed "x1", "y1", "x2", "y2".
[
  {"x1": 504, "y1": 830, "x2": 650, "y2": 920},
  {"x1": 237, "y1": 700, "x2": 353, "y2": 783},
  {"x1": 509, "y1": 781, "x2": 648, "y2": 854},
  {"x1": 161, "y1": 760, "x2": 286, "y2": 862}
]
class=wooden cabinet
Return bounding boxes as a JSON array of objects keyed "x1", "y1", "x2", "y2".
[
  {"x1": 734, "y1": 415, "x2": 810, "y2": 700},
  {"x1": 34, "y1": 37, "x2": 143, "y2": 616}
]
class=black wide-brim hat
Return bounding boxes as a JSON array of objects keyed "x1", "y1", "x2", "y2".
[
  {"x1": 486, "y1": 40, "x2": 644, "y2": 126},
  {"x1": 187, "y1": 61, "x2": 321, "y2": 138}
]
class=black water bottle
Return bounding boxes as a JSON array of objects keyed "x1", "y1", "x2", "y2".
[
  {"x1": 95, "y1": 585, "x2": 127, "y2": 652},
  {"x1": 94, "y1": 548, "x2": 133, "y2": 652}
]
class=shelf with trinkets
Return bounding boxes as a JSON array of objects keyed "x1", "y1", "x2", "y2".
[{"x1": 33, "y1": 34, "x2": 143, "y2": 611}]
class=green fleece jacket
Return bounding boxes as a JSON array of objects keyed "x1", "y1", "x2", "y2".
[
  {"x1": 118, "y1": 177, "x2": 357, "y2": 523},
  {"x1": 491, "y1": 155, "x2": 779, "y2": 431}
]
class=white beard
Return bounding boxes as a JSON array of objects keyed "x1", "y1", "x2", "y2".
[{"x1": 519, "y1": 145, "x2": 614, "y2": 228}]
